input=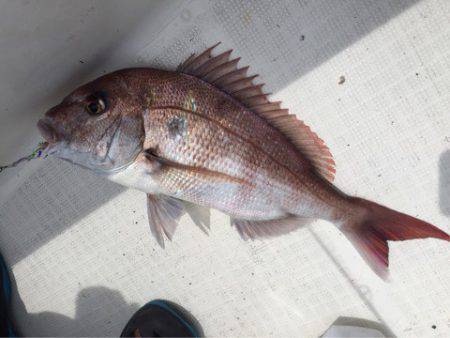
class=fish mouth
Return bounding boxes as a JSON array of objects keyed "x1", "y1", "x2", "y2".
[{"x1": 37, "y1": 119, "x2": 59, "y2": 144}]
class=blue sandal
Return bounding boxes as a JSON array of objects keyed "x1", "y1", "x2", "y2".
[
  {"x1": 120, "y1": 299, "x2": 202, "y2": 337},
  {"x1": 0, "y1": 253, "x2": 16, "y2": 337}
]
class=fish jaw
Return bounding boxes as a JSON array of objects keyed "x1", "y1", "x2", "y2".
[
  {"x1": 36, "y1": 134, "x2": 141, "y2": 175},
  {"x1": 37, "y1": 114, "x2": 144, "y2": 174},
  {"x1": 36, "y1": 120, "x2": 74, "y2": 162}
]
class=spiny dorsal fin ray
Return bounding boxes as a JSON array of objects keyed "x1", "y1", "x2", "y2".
[
  {"x1": 192, "y1": 49, "x2": 233, "y2": 78},
  {"x1": 232, "y1": 84, "x2": 265, "y2": 99},
  {"x1": 223, "y1": 75, "x2": 259, "y2": 92},
  {"x1": 179, "y1": 42, "x2": 221, "y2": 73},
  {"x1": 214, "y1": 67, "x2": 251, "y2": 88},
  {"x1": 204, "y1": 58, "x2": 241, "y2": 83},
  {"x1": 178, "y1": 43, "x2": 335, "y2": 182}
]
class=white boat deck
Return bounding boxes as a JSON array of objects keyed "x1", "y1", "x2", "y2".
[{"x1": 0, "y1": 0, "x2": 449, "y2": 336}]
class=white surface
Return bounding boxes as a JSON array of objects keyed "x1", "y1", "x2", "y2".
[{"x1": 0, "y1": 0, "x2": 449, "y2": 337}]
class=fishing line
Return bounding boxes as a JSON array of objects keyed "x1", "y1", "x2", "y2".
[{"x1": 0, "y1": 142, "x2": 48, "y2": 173}]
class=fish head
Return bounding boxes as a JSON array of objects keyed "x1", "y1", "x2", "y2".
[{"x1": 37, "y1": 71, "x2": 145, "y2": 173}]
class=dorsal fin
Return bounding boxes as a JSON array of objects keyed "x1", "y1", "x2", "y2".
[{"x1": 177, "y1": 43, "x2": 336, "y2": 182}]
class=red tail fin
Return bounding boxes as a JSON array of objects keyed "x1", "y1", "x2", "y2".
[{"x1": 341, "y1": 198, "x2": 449, "y2": 279}]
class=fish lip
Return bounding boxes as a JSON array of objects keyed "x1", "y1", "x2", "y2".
[
  {"x1": 37, "y1": 119, "x2": 58, "y2": 144},
  {"x1": 44, "y1": 141, "x2": 62, "y2": 156}
]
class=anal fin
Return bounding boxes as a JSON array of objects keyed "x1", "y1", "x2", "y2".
[{"x1": 232, "y1": 216, "x2": 311, "y2": 240}]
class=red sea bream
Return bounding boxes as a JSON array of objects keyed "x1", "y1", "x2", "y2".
[{"x1": 37, "y1": 44, "x2": 449, "y2": 279}]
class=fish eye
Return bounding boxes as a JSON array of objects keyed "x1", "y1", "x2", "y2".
[{"x1": 86, "y1": 97, "x2": 106, "y2": 116}]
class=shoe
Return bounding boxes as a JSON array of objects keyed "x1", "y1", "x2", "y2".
[
  {"x1": 120, "y1": 299, "x2": 202, "y2": 337},
  {"x1": 0, "y1": 253, "x2": 16, "y2": 337}
]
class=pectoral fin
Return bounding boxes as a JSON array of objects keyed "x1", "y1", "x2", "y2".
[
  {"x1": 147, "y1": 194, "x2": 185, "y2": 247},
  {"x1": 232, "y1": 216, "x2": 311, "y2": 240}
]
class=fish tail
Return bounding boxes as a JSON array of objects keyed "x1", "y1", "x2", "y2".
[{"x1": 340, "y1": 197, "x2": 449, "y2": 280}]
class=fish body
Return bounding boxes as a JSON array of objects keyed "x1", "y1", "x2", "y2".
[
  {"x1": 107, "y1": 68, "x2": 343, "y2": 221},
  {"x1": 38, "y1": 44, "x2": 449, "y2": 279}
]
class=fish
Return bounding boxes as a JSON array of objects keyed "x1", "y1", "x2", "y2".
[{"x1": 37, "y1": 43, "x2": 449, "y2": 279}]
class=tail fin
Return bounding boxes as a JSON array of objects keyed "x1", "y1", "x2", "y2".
[{"x1": 341, "y1": 198, "x2": 449, "y2": 279}]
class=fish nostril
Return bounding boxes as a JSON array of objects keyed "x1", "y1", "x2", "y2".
[{"x1": 37, "y1": 119, "x2": 58, "y2": 143}]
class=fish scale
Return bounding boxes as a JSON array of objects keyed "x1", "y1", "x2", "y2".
[
  {"x1": 149, "y1": 73, "x2": 313, "y2": 177},
  {"x1": 145, "y1": 74, "x2": 338, "y2": 218},
  {"x1": 146, "y1": 107, "x2": 290, "y2": 219}
]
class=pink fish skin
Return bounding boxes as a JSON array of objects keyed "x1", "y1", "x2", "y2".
[{"x1": 37, "y1": 44, "x2": 449, "y2": 279}]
